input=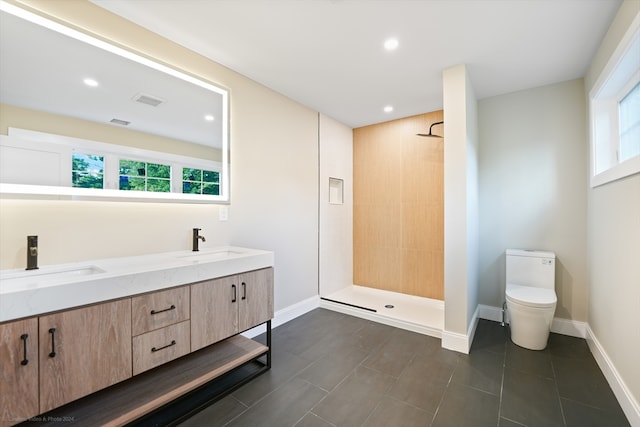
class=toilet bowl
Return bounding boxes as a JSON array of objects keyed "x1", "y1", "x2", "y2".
[
  {"x1": 505, "y1": 249, "x2": 556, "y2": 350},
  {"x1": 506, "y1": 284, "x2": 556, "y2": 350}
]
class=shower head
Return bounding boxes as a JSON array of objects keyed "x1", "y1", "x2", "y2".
[{"x1": 417, "y1": 121, "x2": 444, "y2": 138}]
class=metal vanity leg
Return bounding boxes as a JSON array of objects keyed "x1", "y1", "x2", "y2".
[{"x1": 266, "y1": 320, "x2": 272, "y2": 369}]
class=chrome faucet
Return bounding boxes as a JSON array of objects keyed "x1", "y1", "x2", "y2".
[
  {"x1": 26, "y1": 235, "x2": 38, "y2": 270},
  {"x1": 192, "y1": 228, "x2": 206, "y2": 251}
]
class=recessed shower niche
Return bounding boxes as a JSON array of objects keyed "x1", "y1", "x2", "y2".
[{"x1": 329, "y1": 177, "x2": 344, "y2": 205}]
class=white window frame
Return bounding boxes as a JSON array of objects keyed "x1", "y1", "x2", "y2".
[{"x1": 589, "y1": 15, "x2": 640, "y2": 188}]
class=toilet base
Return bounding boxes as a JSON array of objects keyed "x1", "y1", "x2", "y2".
[
  {"x1": 507, "y1": 300, "x2": 555, "y2": 351},
  {"x1": 510, "y1": 328, "x2": 551, "y2": 351}
]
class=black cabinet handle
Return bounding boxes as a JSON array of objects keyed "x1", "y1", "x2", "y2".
[
  {"x1": 232, "y1": 284, "x2": 237, "y2": 303},
  {"x1": 151, "y1": 340, "x2": 176, "y2": 352},
  {"x1": 241, "y1": 282, "x2": 247, "y2": 300},
  {"x1": 48, "y1": 328, "x2": 56, "y2": 358},
  {"x1": 20, "y1": 334, "x2": 29, "y2": 366},
  {"x1": 150, "y1": 304, "x2": 176, "y2": 315}
]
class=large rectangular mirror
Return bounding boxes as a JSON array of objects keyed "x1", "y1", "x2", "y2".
[{"x1": 0, "y1": 1, "x2": 229, "y2": 203}]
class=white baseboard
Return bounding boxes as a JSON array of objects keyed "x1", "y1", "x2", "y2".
[
  {"x1": 478, "y1": 304, "x2": 504, "y2": 323},
  {"x1": 442, "y1": 305, "x2": 480, "y2": 354},
  {"x1": 477, "y1": 304, "x2": 587, "y2": 339},
  {"x1": 551, "y1": 317, "x2": 587, "y2": 338},
  {"x1": 586, "y1": 325, "x2": 640, "y2": 427},
  {"x1": 272, "y1": 295, "x2": 321, "y2": 328},
  {"x1": 242, "y1": 295, "x2": 320, "y2": 338},
  {"x1": 441, "y1": 329, "x2": 469, "y2": 353}
]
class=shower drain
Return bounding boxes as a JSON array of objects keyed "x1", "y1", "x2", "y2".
[{"x1": 384, "y1": 304, "x2": 394, "y2": 309}]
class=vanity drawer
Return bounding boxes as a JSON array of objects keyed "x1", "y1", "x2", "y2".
[
  {"x1": 132, "y1": 320, "x2": 190, "y2": 375},
  {"x1": 132, "y1": 286, "x2": 189, "y2": 336}
]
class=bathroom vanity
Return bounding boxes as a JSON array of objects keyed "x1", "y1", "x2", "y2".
[{"x1": 0, "y1": 247, "x2": 274, "y2": 426}]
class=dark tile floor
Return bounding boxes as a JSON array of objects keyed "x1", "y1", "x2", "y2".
[{"x1": 179, "y1": 309, "x2": 630, "y2": 427}]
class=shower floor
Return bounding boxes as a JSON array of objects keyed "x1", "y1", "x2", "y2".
[{"x1": 320, "y1": 285, "x2": 444, "y2": 338}]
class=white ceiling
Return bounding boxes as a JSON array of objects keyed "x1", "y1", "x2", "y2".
[
  {"x1": 92, "y1": 0, "x2": 622, "y2": 129},
  {"x1": 0, "y1": 10, "x2": 225, "y2": 148}
]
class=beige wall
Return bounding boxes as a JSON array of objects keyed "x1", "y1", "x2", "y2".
[
  {"x1": 477, "y1": 79, "x2": 589, "y2": 322},
  {"x1": 0, "y1": 103, "x2": 219, "y2": 161},
  {"x1": 0, "y1": 0, "x2": 320, "y2": 312},
  {"x1": 585, "y1": 0, "x2": 640, "y2": 416}
]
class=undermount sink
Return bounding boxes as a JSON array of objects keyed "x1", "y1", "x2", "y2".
[
  {"x1": 176, "y1": 249, "x2": 246, "y2": 263},
  {"x1": 0, "y1": 265, "x2": 105, "y2": 289}
]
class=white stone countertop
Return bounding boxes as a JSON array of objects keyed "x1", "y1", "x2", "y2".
[{"x1": 0, "y1": 246, "x2": 274, "y2": 323}]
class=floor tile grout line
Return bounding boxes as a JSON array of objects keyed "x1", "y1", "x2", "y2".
[
  {"x1": 231, "y1": 356, "x2": 316, "y2": 411},
  {"x1": 557, "y1": 394, "x2": 625, "y2": 413},
  {"x1": 359, "y1": 395, "x2": 385, "y2": 427},
  {"x1": 302, "y1": 355, "x2": 363, "y2": 423},
  {"x1": 551, "y1": 359, "x2": 568, "y2": 427},
  {"x1": 497, "y1": 340, "x2": 507, "y2": 427},
  {"x1": 383, "y1": 394, "x2": 437, "y2": 415},
  {"x1": 207, "y1": 394, "x2": 250, "y2": 427},
  {"x1": 428, "y1": 353, "x2": 460, "y2": 427},
  {"x1": 306, "y1": 411, "x2": 337, "y2": 427},
  {"x1": 500, "y1": 415, "x2": 529, "y2": 426},
  {"x1": 222, "y1": 373, "x2": 320, "y2": 427}
]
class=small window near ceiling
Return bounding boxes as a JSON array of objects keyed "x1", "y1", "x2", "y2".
[
  {"x1": 72, "y1": 152, "x2": 104, "y2": 188},
  {"x1": 119, "y1": 159, "x2": 171, "y2": 192},
  {"x1": 589, "y1": 25, "x2": 640, "y2": 187},
  {"x1": 619, "y1": 82, "x2": 640, "y2": 163},
  {"x1": 182, "y1": 168, "x2": 220, "y2": 195}
]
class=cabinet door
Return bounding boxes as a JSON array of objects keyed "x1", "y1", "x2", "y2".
[
  {"x1": 191, "y1": 275, "x2": 238, "y2": 351},
  {"x1": 0, "y1": 318, "x2": 39, "y2": 427},
  {"x1": 238, "y1": 268, "x2": 274, "y2": 332},
  {"x1": 39, "y1": 299, "x2": 132, "y2": 413}
]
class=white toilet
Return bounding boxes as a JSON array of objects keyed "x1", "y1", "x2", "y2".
[{"x1": 505, "y1": 249, "x2": 557, "y2": 350}]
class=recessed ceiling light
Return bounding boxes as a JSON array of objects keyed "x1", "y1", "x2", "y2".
[
  {"x1": 384, "y1": 38, "x2": 399, "y2": 51},
  {"x1": 383, "y1": 105, "x2": 393, "y2": 113},
  {"x1": 204, "y1": 114, "x2": 215, "y2": 122},
  {"x1": 83, "y1": 78, "x2": 99, "y2": 87}
]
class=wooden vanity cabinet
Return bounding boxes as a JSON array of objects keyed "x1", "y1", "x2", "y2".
[
  {"x1": 38, "y1": 299, "x2": 132, "y2": 413},
  {"x1": 191, "y1": 267, "x2": 273, "y2": 351},
  {"x1": 1, "y1": 266, "x2": 272, "y2": 426},
  {"x1": 0, "y1": 318, "x2": 39, "y2": 427}
]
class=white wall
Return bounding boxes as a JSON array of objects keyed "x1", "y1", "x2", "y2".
[
  {"x1": 0, "y1": 0, "x2": 320, "y2": 313},
  {"x1": 477, "y1": 79, "x2": 589, "y2": 322},
  {"x1": 442, "y1": 64, "x2": 479, "y2": 352},
  {"x1": 319, "y1": 114, "x2": 353, "y2": 297},
  {"x1": 465, "y1": 71, "x2": 480, "y2": 332},
  {"x1": 584, "y1": 0, "x2": 640, "y2": 421}
]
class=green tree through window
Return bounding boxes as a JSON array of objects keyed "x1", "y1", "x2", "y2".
[
  {"x1": 119, "y1": 159, "x2": 171, "y2": 192},
  {"x1": 182, "y1": 168, "x2": 220, "y2": 195},
  {"x1": 72, "y1": 153, "x2": 104, "y2": 188}
]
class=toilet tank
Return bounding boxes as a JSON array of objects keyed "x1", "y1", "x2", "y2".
[{"x1": 506, "y1": 249, "x2": 556, "y2": 289}]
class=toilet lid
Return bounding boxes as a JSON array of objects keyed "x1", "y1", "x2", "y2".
[{"x1": 506, "y1": 284, "x2": 557, "y2": 308}]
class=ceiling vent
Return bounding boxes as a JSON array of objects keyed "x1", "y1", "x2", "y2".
[
  {"x1": 110, "y1": 118, "x2": 130, "y2": 126},
  {"x1": 132, "y1": 93, "x2": 164, "y2": 107}
]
